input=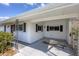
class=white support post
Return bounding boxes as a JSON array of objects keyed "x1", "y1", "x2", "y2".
[{"x1": 15, "y1": 19, "x2": 19, "y2": 52}]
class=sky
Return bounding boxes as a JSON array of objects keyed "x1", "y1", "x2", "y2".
[{"x1": 0, "y1": 3, "x2": 47, "y2": 21}]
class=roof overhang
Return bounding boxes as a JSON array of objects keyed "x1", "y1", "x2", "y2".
[{"x1": 1, "y1": 3, "x2": 79, "y2": 24}]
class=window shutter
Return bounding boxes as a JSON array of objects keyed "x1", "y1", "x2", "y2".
[
  {"x1": 24, "y1": 23, "x2": 26, "y2": 32},
  {"x1": 36, "y1": 24, "x2": 38, "y2": 32},
  {"x1": 60, "y1": 25, "x2": 63, "y2": 32},
  {"x1": 4, "y1": 25, "x2": 6, "y2": 32},
  {"x1": 47, "y1": 26, "x2": 49, "y2": 31}
]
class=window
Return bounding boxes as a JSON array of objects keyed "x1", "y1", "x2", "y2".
[
  {"x1": 55, "y1": 26, "x2": 59, "y2": 31},
  {"x1": 36, "y1": 24, "x2": 43, "y2": 32},
  {"x1": 47, "y1": 26, "x2": 59, "y2": 31},
  {"x1": 10, "y1": 23, "x2": 26, "y2": 32},
  {"x1": 50, "y1": 26, "x2": 52, "y2": 31},
  {"x1": 47, "y1": 25, "x2": 63, "y2": 32},
  {"x1": 50, "y1": 26, "x2": 55, "y2": 31},
  {"x1": 19, "y1": 24, "x2": 23, "y2": 31},
  {"x1": 38, "y1": 26, "x2": 41, "y2": 31},
  {"x1": 11, "y1": 24, "x2": 15, "y2": 33}
]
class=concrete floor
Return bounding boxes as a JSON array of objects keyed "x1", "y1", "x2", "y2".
[{"x1": 14, "y1": 39, "x2": 74, "y2": 56}]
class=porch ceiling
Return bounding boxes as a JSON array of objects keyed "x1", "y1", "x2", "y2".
[{"x1": 29, "y1": 14, "x2": 79, "y2": 23}]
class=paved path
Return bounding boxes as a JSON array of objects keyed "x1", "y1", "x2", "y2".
[{"x1": 14, "y1": 40, "x2": 73, "y2": 56}]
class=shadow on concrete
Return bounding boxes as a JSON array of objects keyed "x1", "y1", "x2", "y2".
[{"x1": 15, "y1": 39, "x2": 73, "y2": 56}]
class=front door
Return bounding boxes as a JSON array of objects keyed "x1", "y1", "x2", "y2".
[{"x1": 11, "y1": 24, "x2": 15, "y2": 33}]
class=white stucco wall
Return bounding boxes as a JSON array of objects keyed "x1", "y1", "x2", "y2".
[
  {"x1": 43, "y1": 19, "x2": 68, "y2": 40},
  {"x1": 16, "y1": 31, "x2": 29, "y2": 43},
  {"x1": 0, "y1": 19, "x2": 69, "y2": 44},
  {"x1": 0, "y1": 22, "x2": 30, "y2": 43},
  {"x1": 0, "y1": 25, "x2": 4, "y2": 32},
  {"x1": 14, "y1": 22, "x2": 44, "y2": 44},
  {"x1": 6, "y1": 25, "x2": 11, "y2": 32},
  {"x1": 28, "y1": 22, "x2": 44, "y2": 43},
  {"x1": 27, "y1": 19, "x2": 69, "y2": 43},
  {"x1": 13, "y1": 22, "x2": 32, "y2": 43}
]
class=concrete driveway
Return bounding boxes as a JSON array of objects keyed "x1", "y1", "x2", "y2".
[{"x1": 14, "y1": 39, "x2": 73, "y2": 56}]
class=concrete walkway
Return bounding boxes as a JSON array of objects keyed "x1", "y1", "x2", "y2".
[{"x1": 14, "y1": 40, "x2": 73, "y2": 56}]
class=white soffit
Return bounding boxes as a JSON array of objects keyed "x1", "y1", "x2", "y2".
[{"x1": 30, "y1": 13, "x2": 79, "y2": 22}]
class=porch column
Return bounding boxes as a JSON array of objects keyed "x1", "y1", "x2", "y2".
[
  {"x1": 15, "y1": 19, "x2": 19, "y2": 52},
  {"x1": 67, "y1": 18, "x2": 72, "y2": 45}
]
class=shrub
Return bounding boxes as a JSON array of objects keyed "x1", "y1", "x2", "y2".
[{"x1": 0, "y1": 32, "x2": 14, "y2": 53}]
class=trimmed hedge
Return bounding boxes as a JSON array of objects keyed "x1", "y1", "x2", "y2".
[{"x1": 0, "y1": 32, "x2": 14, "y2": 53}]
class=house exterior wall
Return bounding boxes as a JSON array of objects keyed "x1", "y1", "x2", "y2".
[
  {"x1": 13, "y1": 22, "x2": 31, "y2": 43},
  {"x1": 16, "y1": 31, "x2": 28, "y2": 43},
  {"x1": 0, "y1": 22, "x2": 31, "y2": 44},
  {"x1": 43, "y1": 19, "x2": 68, "y2": 40},
  {"x1": 27, "y1": 19, "x2": 69, "y2": 43},
  {"x1": 0, "y1": 4, "x2": 79, "y2": 44},
  {"x1": 13, "y1": 22, "x2": 44, "y2": 44},
  {"x1": 6, "y1": 25, "x2": 11, "y2": 32},
  {"x1": 28, "y1": 22, "x2": 44, "y2": 43},
  {"x1": 0, "y1": 19, "x2": 70, "y2": 44},
  {"x1": 0, "y1": 25, "x2": 11, "y2": 32},
  {"x1": 0, "y1": 25, "x2": 4, "y2": 32}
]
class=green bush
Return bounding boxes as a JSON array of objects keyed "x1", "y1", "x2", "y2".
[{"x1": 0, "y1": 32, "x2": 14, "y2": 53}]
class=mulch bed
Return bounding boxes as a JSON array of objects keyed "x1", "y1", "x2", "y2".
[{"x1": 0, "y1": 48, "x2": 16, "y2": 56}]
